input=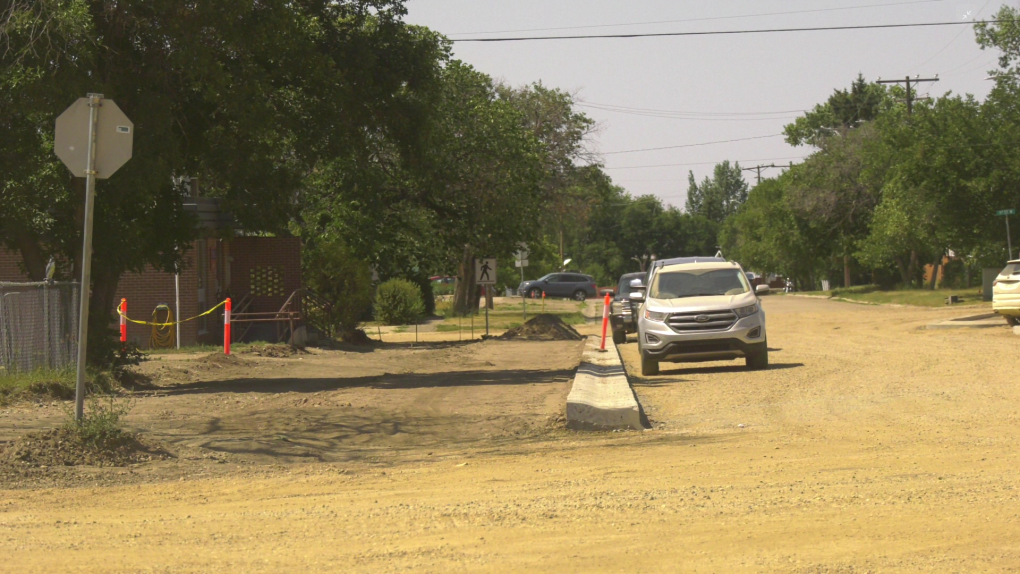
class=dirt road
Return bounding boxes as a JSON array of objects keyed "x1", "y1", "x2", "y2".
[{"x1": 3, "y1": 297, "x2": 1020, "y2": 572}]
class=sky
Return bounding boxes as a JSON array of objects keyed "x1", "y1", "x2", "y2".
[{"x1": 404, "y1": 0, "x2": 1010, "y2": 208}]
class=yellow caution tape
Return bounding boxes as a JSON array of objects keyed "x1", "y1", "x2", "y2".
[{"x1": 118, "y1": 300, "x2": 226, "y2": 327}]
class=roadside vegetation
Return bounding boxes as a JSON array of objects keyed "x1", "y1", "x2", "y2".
[
  {"x1": 0, "y1": 368, "x2": 118, "y2": 406},
  {"x1": 797, "y1": 286, "x2": 989, "y2": 307}
]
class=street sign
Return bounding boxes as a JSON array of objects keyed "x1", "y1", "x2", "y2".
[
  {"x1": 514, "y1": 242, "x2": 529, "y2": 261},
  {"x1": 997, "y1": 209, "x2": 1016, "y2": 216},
  {"x1": 515, "y1": 259, "x2": 529, "y2": 268},
  {"x1": 55, "y1": 97, "x2": 133, "y2": 179},
  {"x1": 475, "y1": 258, "x2": 496, "y2": 285}
]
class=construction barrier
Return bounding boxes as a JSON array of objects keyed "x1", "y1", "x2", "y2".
[
  {"x1": 599, "y1": 292, "x2": 611, "y2": 351},
  {"x1": 117, "y1": 298, "x2": 230, "y2": 354},
  {"x1": 224, "y1": 298, "x2": 232, "y2": 355}
]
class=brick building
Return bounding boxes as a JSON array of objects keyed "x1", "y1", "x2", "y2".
[{"x1": 0, "y1": 183, "x2": 303, "y2": 348}]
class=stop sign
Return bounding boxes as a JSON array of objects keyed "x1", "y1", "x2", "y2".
[{"x1": 54, "y1": 97, "x2": 133, "y2": 179}]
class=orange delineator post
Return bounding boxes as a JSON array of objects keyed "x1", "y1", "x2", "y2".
[
  {"x1": 119, "y1": 298, "x2": 127, "y2": 347},
  {"x1": 224, "y1": 298, "x2": 232, "y2": 355},
  {"x1": 599, "y1": 293, "x2": 611, "y2": 351}
]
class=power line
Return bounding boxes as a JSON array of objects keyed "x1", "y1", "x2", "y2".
[
  {"x1": 578, "y1": 103, "x2": 802, "y2": 122},
  {"x1": 876, "y1": 76, "x2": 940, "y2": 114},
  {"x1": 602, "y1": 134, "x2": 784, "y2": 155},
  {"x1": 447, "y1": 0, "x2": 947, "y2": 36},
  {"x1": 910, "y1": 0, "x2": 993, "y2": 73},
  {"x1": 604, "y1": 156, "x2": 806, "y2": 170},
  {"x1": 451, "y1": 20, "x2": 999, "y2": 43},
  {"x1": 580, "y1": 102, "x2": 806, "y2": 117}
]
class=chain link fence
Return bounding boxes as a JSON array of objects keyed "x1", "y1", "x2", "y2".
[{"x1": 0, "y1": 282, "x2": 80, "y2": 374}]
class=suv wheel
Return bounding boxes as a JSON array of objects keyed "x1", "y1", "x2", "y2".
[
  {"x1": 572, "y1": 290, "x2": 587, "y2": 302},
  {"x1": 746, "y1": 345, "x2": 769, "y2": 370},
  {"x1": 528, "y1": 288, "x2": 542, "y2": 299},
  {"x1": 1005, "y1": 316, "x2": 1019, "y2": 327},
  {"x1": 612, "y1": 329, "x2": 626, "y2": 345},
  {"x1": 640, "y1": 350, "x2": 659, "y2": 376}
]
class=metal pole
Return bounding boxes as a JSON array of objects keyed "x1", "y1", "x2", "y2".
[
  {"x1": 73, "y1": 93, "x2": 102, "y2": 422},
  {"x1": 174, "y1": 271, "x2": 180, "y2": 349},
  {"x1": 1008, "y1": 215, "x2": 1014, "y2": 260},
  {"x1": 485, "y1": 286, "x2": 489, "y2": 337}
]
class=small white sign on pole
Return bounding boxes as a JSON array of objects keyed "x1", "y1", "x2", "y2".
[
  {"x1": 475, "y1": 258, "x2": 497, "y2": 285},
  {"x1": 514, "y1": 259, "x2": 528, "y2": 268}
]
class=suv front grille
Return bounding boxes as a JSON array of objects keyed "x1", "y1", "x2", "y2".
[{"x1": 667, "y1": 310, "x2": 737, "y2": 332}]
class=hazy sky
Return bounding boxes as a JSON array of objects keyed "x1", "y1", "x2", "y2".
[{"x1": 404, "y1": 0, "x2": 1008, "y2": 208}]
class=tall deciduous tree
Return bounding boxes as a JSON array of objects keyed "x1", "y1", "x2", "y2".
[{"x1": 685, "y1": 161, "x2": 749, "y2": 223}]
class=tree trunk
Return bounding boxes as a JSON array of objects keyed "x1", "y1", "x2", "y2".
[
  {"x1": 843, "y1": 254, "x2": 852, "y2": 288},
  {"x1": 928, "y1": 254, "x2": 941, "y2": 290},
  {"x1": 7, "y1": 225, "x2": 47, "y2": 281},
  {"x1": 907, "y1": 250, "x2": 918, "y2": 287},
  {"x1": 87, "y1": 264, "x2": 122, "y2": 365},
  {"x1": 895, "y1": 257, "x2": 910, "y2": 286},
  {"x1": 453, "y1": 245, "x2": 476, "y2": 316},
  {"x1": 558, "y1": 228, "x2": 565, "y2": 269}
]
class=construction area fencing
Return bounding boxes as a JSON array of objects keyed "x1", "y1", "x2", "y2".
[{"x1": 0, "y1": 282, "x2": 80, "y2": 374}]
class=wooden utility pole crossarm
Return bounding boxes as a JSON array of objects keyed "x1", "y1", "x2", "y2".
[{"x1": 876, "y1": 76, "x2": 939, "y2": 115}]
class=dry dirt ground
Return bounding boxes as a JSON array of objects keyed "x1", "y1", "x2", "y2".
[{"x1": 3, "y1": 297, "x2": 1020, "y2": 572}]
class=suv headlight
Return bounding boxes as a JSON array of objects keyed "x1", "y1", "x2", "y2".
[
  {"x1": 643, "y1": 309, "x2": 669, "y2": 322},
  {"x1": 734, "y1": 304, "x2": 759, "y2": 318}
]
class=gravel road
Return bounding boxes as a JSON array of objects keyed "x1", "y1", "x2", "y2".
[{"x1": 2, "y1": 296, "x2": 1019, "y2": 572}]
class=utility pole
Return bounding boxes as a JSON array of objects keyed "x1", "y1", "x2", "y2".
[
  {"x1": 741, "y1": 163, "x2": 776, "y2": 185},
  {"x1": 876, "y1": 75, "x2": 939, "y2": 115}
]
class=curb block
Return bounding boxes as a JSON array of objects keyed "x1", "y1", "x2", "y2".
[{"x1": 566, "y1": 336, "x2": 643, "y2": 431}]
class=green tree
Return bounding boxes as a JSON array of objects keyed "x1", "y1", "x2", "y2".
[
  {"x1": 784, "y1": 75, "x2": 891, "y2": 146},
  {"x1": 685, "y1": 161, "x2": 749, "y2": 223},
  {"x1": 1, "y1": 0, "x2": 446, "y2": 362}
]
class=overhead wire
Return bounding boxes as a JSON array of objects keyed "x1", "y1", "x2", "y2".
[
  {"x1": 909, "y1": 0, "x2": 993, "y2": 73},
  {"x1": 604, "y1": 156, "x2": 807, "y2": 170},
  {"x1": 451, "y1": 20, "x2": 999, "y2": 43},
  {"x1": 446, "y1": 0, "x2": 948, "y2": 36},
  {"x1": 601, "y1": 134, "x2": 784, "y2": 155}
]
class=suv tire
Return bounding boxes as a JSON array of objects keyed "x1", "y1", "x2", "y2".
[
  {"x1": 572, "y1": 290, "x2": 587, "y2": 302},
  {"x1": 528, "y1": 288, "x2": 542, "y2": 299},
  {"x1": 746, "y1": 345, "x2": 769, "y2": 370},
  {"x1": 1005, "y1": 315, "x2": 1019, "y2": 327},
  {"x1": 640, "y1": 350, "x2": 659, "y2": 376},
  {"x1": 612, "y1": 328, "x2": 626, "y2": 345}
]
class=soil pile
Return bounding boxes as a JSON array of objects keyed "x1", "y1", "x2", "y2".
[
  {"x1": 499, "y1": 314, "x2": 584, "y2": 341},
  {"x1": 241, "y1": 344, "x2": 303, "y2": 358},
  {"x1": 2, "y1": 428, "x2": 173, "y2": 468}
]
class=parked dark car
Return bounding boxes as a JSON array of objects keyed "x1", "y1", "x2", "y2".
[
  {"x1": 517, "y1": 273, "x2": 598, "y2": 301},
  {"x1": 609, "y1": 272, "x2": 646, "y2": 344}
]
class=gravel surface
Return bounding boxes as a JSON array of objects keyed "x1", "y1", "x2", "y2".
[{"x1": 2, "y1": 297, "x2": 1019, "y2": 572}]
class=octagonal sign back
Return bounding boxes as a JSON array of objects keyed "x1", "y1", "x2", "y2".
[{"x1": 54, "y1": 98, "x2": 133, "y2": 179}]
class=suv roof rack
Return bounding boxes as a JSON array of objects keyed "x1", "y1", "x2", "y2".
[{"x1": 651, "y1": 256, "x2": 728, "y2": 269}]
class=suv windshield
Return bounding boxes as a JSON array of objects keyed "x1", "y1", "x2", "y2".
[
  {"x1": 617, "y1": 274, "x2": 644, "y2": 295},
  {"x1": 650, "y1": 268, "x2": 750, "y2": 299}
]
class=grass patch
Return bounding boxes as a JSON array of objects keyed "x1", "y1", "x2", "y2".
[
  {"x1": 798, "y1": 286, "x2": 988, "y2": 307},
  {"x1": 0, "y1": 368, "x2": 118, "y2": 406}
]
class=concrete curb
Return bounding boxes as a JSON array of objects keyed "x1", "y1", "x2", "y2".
[
  {"x1": 926, "y1": 313, "x2": 1005, "y2": 330},
  {"x1": 566, "y1": 336, "x2": 644, "y2": 431}
]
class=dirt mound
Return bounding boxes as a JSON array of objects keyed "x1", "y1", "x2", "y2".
[
  {"x1": 2, "y1": 428, "x2": 173, "y2": 468},
  {"x1": 499, "y1": 314, "x2": 584, "y2": 341},
  {"x1": 240, "y1": 344, "x2": 304, "y2": 358}
]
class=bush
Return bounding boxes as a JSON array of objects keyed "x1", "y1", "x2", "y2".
[
  {"x1": 374, "y1": 279, "x2": 425, "y2": 325},
  {"x1": 61, "y1": 394, "x2": 132, "y2": 449},
  {"x1": 303, "y1": 238, "x2": 373, "y2": 338}
]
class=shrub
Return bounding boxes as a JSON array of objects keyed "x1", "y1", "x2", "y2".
[
  {"x1": 303, "y1": 238, "x2": 373, "y2": 338},
  {"x1": 374, "y1": 278, "x2": 425, "y2": 325},
  {"x1": 62, "y1": 394, "x2": 132, "y2": 449}
]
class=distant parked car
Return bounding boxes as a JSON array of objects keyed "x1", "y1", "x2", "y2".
[
  {"x1": 993, "y1": 260, "x2": 1020, "y2": 326},
  {"x1": 518, "y1": 273, "x2": 598, "y2": 301},
  {"x1": 610, "y1": 272, "x2": 647, "y2": 344}
]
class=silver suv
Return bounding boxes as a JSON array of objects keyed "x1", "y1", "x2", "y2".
[{"x1": 630, "y1": 257, "x2": 769, "y2": 375}]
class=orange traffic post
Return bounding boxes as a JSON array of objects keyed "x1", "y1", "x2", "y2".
[
  {"x1": 599, "y1": 292, "x2": 611, "y2": 351},
  {"x1": 224, "y1": 298, "x2": 232, "y2": 355},
  {"x1": 542, "y1": 291, "x2": 546, "y2": 314},
  {"x1": 119, "y1": 298, "x2": 127, "y2": 349}
]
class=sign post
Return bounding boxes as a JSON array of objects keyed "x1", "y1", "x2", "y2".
[
  {"x1": 55, "y1": 94, "x2": 133, "y2": 421},
  {"x1": 514, "y1": 244, "x2": 529, "y2": 322},
  {"x1": 475, "y1": 258, "x2": 496, "y2": 337},
  {"x1": 997, "y1": 209, "x2": 1016, "y2": 260}
]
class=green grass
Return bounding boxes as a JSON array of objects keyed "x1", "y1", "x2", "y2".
[
  {"x1": 0, "y1": 367, "x2": 117, "y2": 406},
  {"x1": 797, "y1": 285, "x2": 988, "y2": 307}
]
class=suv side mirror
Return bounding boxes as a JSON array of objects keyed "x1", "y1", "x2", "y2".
[
  {"x1": 629, "y1": 278, "x2": 646, "y2": 290},
  {"x1": 755, "y1": 284, "x2": 770, "y2": 295},
  {"x1": 629, "y1": 291, "x2": 646, "y2": 302}
]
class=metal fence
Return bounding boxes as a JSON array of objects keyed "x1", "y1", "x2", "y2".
[{"x1": 0, "y1": 282, "x2": 80, "y2": 374}]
